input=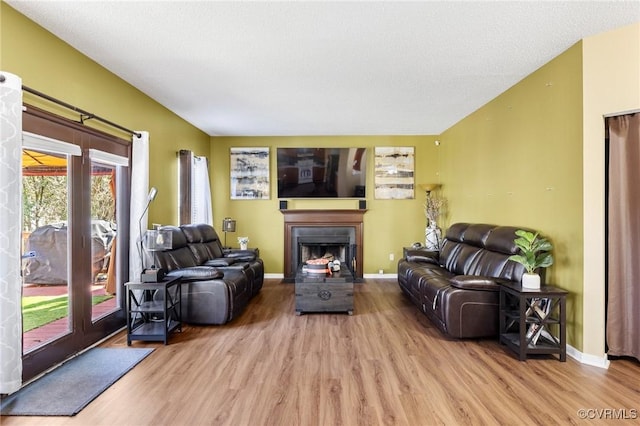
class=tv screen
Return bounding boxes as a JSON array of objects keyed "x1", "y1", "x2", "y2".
[{"x1": 277, "y1": 148, "x2": 367, "y2": 199}]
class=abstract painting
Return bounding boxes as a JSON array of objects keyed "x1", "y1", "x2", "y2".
[
  {"x1": 230, "y1": 147, "x2": 270, "y2": 199},
  {"x1": 374, "y1": 147, "x2": 414, "y2": 199}
]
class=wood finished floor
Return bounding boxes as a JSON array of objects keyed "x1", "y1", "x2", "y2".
[{"x1": 3, "y1": 278, "x2": 639, "y2": 426}]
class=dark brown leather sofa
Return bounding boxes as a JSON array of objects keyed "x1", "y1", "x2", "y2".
[
  {"x1": 397, "y1": 223, "x2": 532, "y2": 339},
  {"x1": 152, "y1": 224, "x2": 264, "y2": 325}
]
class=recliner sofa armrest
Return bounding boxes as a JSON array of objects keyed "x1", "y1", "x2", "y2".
[
  {"x1": 449, "y1": 275, "x2": 501, "y2": 292},
  {"x1": 223, "y1": 249, "x2": 259, "y2": 262},
  {"x1": 405, "y1": 249, "x2": 440, "y2": 265},
  {"x1": 166, "y1": 266, "x2": 224, "y2": 282}
]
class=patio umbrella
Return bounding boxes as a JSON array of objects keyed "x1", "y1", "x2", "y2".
[{"x1": 22, "y1": 149, "x2": 112, "y2": 176}]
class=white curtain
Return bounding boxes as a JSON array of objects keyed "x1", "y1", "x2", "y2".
[
  {"x1": 191, "y1": 155, "x2": 213, "y2": 225},
  {"x1": 0, "y1": 72, "x2": 23, "y2": 394},
  {"x1": 129, "y1": 131, "x2": 150, "y2": 282}
]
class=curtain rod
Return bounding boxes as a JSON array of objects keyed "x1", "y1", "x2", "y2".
[{"x1": 22, "y1": 85, "x2": 141, "y2": 138}]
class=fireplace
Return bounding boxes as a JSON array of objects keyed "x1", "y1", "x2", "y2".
[
  {"x1": 296, "y1": 230, "x2": 356, "y2": 273},
  {"x1": 281, "y1": 210, "x2": 366, "y2": 282}
]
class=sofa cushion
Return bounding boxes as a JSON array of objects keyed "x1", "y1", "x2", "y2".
[
  {"x1": 444, "y1": 223, "x2": 469, "y2": 243},
  {"x1": 484, "y1": 226, "x2": 525, "y2": 255},
  {"x1": 155, "y1": 246, "x2": 199, "y2": 271},
  {"x1": 465, "y1": 251, "x2": 510, "y2": 277},
  {"x1": 450, "y1": 275, "x2": 500, "y2": 292},
  {"x1": 165, "y1": 266, "x2": 224, "y2": 281},
  {"x1": 180, "y1": 224, "x2": 204, "y2": 243},
  {"x1": 181, "y1": 223, "x2": 226, "y2": 260},
  {"x1": 462, "y1": 224, "x2": 496, "y2": 247},
  {"x1": 205, "y1": 258, "x2": 237, "y2": 267},
  {"x1": 442, "y1": 244, "x2": 482, "y2": 275},
  {"x1": 162, "y1": 225, "x2": 188, "y2": 249}
]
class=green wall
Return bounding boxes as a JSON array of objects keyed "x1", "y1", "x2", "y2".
[
  {"x1": 211, "y1": 136, "x2": 439, "y2": 275},
  {"x1": 439, "y1": 43, "x2": 584, "y2": 349},
  {"x1": 437, "y1": 24, "x2": 639, "y2": 358},
  {"x1": 1, "y1": 3, "x2": 210, "y2": 225}
]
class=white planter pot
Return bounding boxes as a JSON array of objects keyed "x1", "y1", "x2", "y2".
[
  {"x1": 240, "y1": 242, "x2": 248, "y2": 250},
  {"x1": 522, "y1": 273, "x2": 541, "y2": 289}
]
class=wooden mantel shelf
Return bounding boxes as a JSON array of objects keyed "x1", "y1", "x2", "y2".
[
  {"x1": 281, "y1": 209, "x2": 366, "y2": 281},
  {"x1": 280, "y1": 209, "x2": 367, "y2": 222}
]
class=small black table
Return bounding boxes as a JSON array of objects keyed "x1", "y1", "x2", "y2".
[
  {"x1": 295, "y1": 267, "x2": 354, "y2": 315},
  {"x1": 499, "y1": 282, "x2": 567, "y2": 361},
  {"x1": 125, "y1": 277, "x2": 182, "y2": 345}
]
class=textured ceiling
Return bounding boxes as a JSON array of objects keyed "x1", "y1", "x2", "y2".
[{"x1": 7, "y1": 1, "x2": 640, "y2": 136}]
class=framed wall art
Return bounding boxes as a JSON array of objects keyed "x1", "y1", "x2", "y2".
[
  {"x1": 374, "y1": 146, "x2": 414, "y2": 199},
  {"x1": 230, "y1": 147, "x2": 270, "y2": 199}
]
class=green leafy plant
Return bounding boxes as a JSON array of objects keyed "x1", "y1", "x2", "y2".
[{"x1": 508, "y1": 230, "x2": 554, "y2": 274}]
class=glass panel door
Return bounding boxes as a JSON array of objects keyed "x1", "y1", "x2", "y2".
[
  {"x1": 21, "y1": 109, "x2": 130, "y2": 383},
  {"x1": 89, "y1": 161, "x2": 118, "y2": 321},
  {"x1": 21, "y1": 149, "x2": 71, "y2": 353}
]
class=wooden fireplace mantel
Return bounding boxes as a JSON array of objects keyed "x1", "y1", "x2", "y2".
[{"x1": 281, "y1": 209, "x2": 366, "y2": 281}]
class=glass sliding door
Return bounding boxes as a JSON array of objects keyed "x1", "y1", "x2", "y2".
[
  {"x1": 88, "y1": 150, "x2": 128, "y2": 322},
  {"x1": 21, "y1": 147, "x2": 74, "y2": 353},
  {"x1": 21, "y1": 107, "x2": 131, "y2": 383}
]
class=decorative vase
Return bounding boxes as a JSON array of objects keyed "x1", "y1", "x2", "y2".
[
  {"x1": 425, "y1": 222, "x2": 442, "y2": 251},
  {"x1": 522, "y1": 273, "x2": 541, "y2": 289}
]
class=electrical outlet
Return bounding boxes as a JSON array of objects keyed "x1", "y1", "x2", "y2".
[
  {"x1": 378, "y1": 269, "x2": 384, "y2": 275},
  {"x1": 389, "y1": 253, "x2": 394, "y2": 261}
]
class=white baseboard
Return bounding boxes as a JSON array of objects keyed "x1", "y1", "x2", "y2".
[
  {"x1": 567, "y1": 345, "x2": 610, "y2": 369},
  {"x1": 264, "y1": 273, "x2": 284, "y2": 279},
  {"x1": 363, "y1": 273, "x2": 398, "y2": 279}
]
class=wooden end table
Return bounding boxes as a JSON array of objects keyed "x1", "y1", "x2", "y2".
[{"x1": 499, "y1": 281, "x2": 567, "y2": 361}]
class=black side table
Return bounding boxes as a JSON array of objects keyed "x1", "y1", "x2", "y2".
[
  {"x1": 499, "y1": 282, "x2": 568, "y2": 361},
  {"x1": 125, "y1": 277, "x2": 182, "y2": 345}
]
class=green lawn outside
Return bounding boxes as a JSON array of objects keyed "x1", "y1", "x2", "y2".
[{"x1": 22, "y1": 294, "x2": 114, "y2": 332}]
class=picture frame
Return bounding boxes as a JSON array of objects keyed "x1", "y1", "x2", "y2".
[
  {"x1": 230, "y1": 147, "x2": 270, "y2": 199},
  {"x1": 374, "y1": 146, "x2": 415, "y2": 199}
]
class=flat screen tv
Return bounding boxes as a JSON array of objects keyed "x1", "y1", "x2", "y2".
[{"x1": 277, "y1": 147, "x2": 367, "y2": 199}]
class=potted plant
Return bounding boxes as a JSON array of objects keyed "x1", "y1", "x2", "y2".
[
  {"x1": 237, "y1": 236, "x2": 249, "y2": 250},
  {"x1": 508, "y1": 230, "x2": 554, "y2": 289}
]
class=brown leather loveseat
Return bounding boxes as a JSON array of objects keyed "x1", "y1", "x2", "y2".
[
  {"x1": 397, "y1": 223, "x2": 534, "y2": 339},
  {"x1": 152, "y1": 223, "x2": 264, "y2": 325}
]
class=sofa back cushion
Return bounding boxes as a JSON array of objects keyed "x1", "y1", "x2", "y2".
[
  {"x1": 439, "y1": 223, "x2": 527, "y2": 281},
  {"x1": 484, "y1": 226, "x2": 521, "y2": 254},
  {"x1": 461, "y1": 223, "x2": 495, "y2": 247},
  {"x1": 153, "y1": 226, "x2": 199, "y2": 271},
  {"x1": 181, "y1": 223, "x2": 225, "y2": 264},
  {"x1": 443, "y1": 223, "x2": 469, "y2": 243},
  {"x1": 441, "y1": 243, "x2": 482, "y2": 275}
]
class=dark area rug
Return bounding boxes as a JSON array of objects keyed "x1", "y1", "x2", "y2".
[{"x1": 1, "y1": 347, "x2": 153, "y2": 416}]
